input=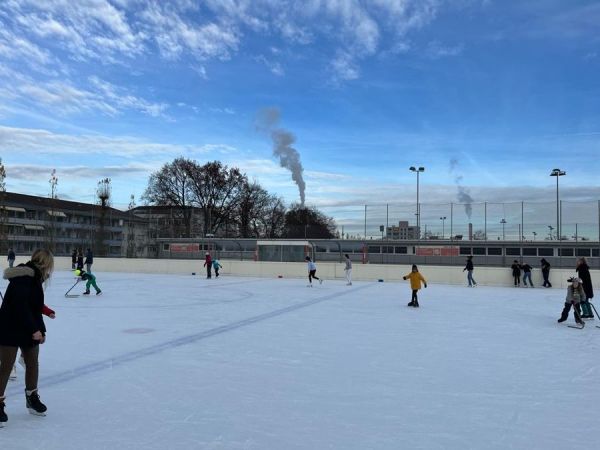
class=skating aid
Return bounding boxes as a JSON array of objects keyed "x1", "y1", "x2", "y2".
[
  {"x1": 64, "y1": 279, "x2": 80, "y2": 298},
  {"x1": 587, "y1": 301, "x2": 600, "y2": 328}
]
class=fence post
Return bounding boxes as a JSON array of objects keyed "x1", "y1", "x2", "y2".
[{"x1": 364, "y1": 205, "x2": 367, "y2": 240}]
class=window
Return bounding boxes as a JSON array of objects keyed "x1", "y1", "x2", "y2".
[
  {"x1": 487, "y1": 247, "x2": 502, "y2": 256},
  {"x1": 394, "y1": 246, "x2": 407, "y2": 254},
  {"x1": 459, "y1": 247, "x2": 472, "y2": 255},
  {"x1": 506, "y1": 248, "x2": 521, "y2": 256},
  {"x1": 368, "y1": 246, "x2": 381, "y2": 253},
  {"x1": 523, "y1": 248, "x2": 537, "y2": 256},
  {"x1": 472, "y1": 247, "x2": 486, "y2": 255},
  {"x1": 559, "y1": 248, "x2": 574, "y2": 257},
  {"x1": 576, "y1": 248, "x2": 591, "y2": 257},
  {"x1": 593, "y1": 249, "x2": 599, "y2": 257},
  {"x1": 163, "y1": 244, "x2": 170, "y2": 251},
  {"x1": 538, "y1": 248, "x2": 554, "y2": 256}
]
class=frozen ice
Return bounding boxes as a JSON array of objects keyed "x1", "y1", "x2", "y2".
[{"x1": 1, "y1": 270, "x2": 599, "y2": 449}]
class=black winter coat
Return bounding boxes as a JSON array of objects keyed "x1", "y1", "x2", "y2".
[
  {"x1": 511, "y1": 264, "x2": 521, "y2": 276},
  {"x1": 464, "y1": 260, "x2": 474, "y2": 271},
  {"x1": 577, "y1": 263, "x2": 594, "y2": 300},
  {"x1": 0, "y1": 262, "x2": 46, "y2": 347}
]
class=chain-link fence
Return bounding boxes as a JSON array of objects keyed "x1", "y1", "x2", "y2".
[{"x1": 323, "y1": 200, "x2": 600, "y2": 242}]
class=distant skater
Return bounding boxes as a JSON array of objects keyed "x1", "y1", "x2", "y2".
[
  {"x1": 75, "y1": 269, "x2": 102, "y2": 296},
  {"x1": 212, "y1": 258, "x2": 222, "y2": 278},
  {"x1": 84, "y1": 248, "x2": 93, "y2": 273},
  {"x1": 305, "y1": 256, "x2": 322, "y2": 286},
  {"x1": 403, "y1": 264, "x2": 427, "y2": 307},
  {"x1": 7, "y1": 248, "x2": 15, "y2": 268},
  {"x1": 343, "y1": 254, "x2": 352, "y2": 285},
  {"x1": 463, "y1": 256, "x2": 476, "y2": 287},
  {"x1": 71, "y1": 249, "x2": 77, "y2": 270},
  {"x1": 557, "y1": 277, "x2": 585, "y2": 326},
  {"x1": 540, "y1": 258, "x2": 552, "y2": 288},
  {"x1": 204, "y1": 252, "x2": 212, "y2": 279},
  {"x1": 511, "y1": 260, "x2": 521, "y2": 287},
  {"x1": 76, "y1": 249, "x2": 84, "y2": 271},
  {"x1": 576, "y1": 257, "x2": 594, "y2": 319},
  {"x1": 521, "y1": 263, "x2": 533, "y2": 287}
]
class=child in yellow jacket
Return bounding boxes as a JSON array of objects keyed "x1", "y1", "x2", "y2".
[{"x1": 403, "y1": 264, "x2": 427, "y2": 307}]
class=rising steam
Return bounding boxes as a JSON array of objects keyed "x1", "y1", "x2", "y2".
[
  {"x1": 449, "y1": 159, "x2": 474, "y2": 219},
  {"x1": 256, "y1": 108, "x2": 306, "y2": 205}
]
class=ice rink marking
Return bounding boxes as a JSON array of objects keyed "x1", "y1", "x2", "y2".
[{"x1": 7, "y1": 283, "x2": 374, "y2": 395}]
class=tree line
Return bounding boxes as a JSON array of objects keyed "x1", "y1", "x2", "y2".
[{"x1": 142, "y1": 158, "x2": 336, "y2": 239}]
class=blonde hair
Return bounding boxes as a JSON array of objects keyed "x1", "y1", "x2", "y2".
[{"x1": 31, "y1": 248, "x2": 54, "y2": 281}]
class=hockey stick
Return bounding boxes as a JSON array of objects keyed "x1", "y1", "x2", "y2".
[
  {"x1": 586, "y1": 302, "x2": 600, "y2": 328},
  {"x1": 64, "y1": 279, "x2": 81, "y2": 298},
  {"x1": 568, "y1": 302, "x2": 585, "y2": 329}
]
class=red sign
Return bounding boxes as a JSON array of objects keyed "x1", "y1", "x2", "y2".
[
  {"x1": 416, "y1": 246, "x2": 459, "y2": 257},
  {"x1": 170, "y1": 243, "x2": 200, "y2": 252}
]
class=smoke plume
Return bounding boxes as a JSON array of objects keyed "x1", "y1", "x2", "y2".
[
  {"x1": 449, "y1": 159, "x2": 474, "y2": 219},
  {"x1": 256, "y1": 108, "x2": 306, "y2": 205}
]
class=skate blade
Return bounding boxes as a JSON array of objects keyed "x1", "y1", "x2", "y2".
[{"x1": 27, "y1": 408, "x2": 46, "y2": 416}]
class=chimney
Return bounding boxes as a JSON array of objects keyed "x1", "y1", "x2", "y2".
[{"x1": 468, "y1": 223, "x2": 473, "y2": 240}]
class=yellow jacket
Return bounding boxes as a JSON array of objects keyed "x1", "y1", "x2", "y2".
[{"x1": 403, "y1": 271, "x2": 427, "y2": 290}]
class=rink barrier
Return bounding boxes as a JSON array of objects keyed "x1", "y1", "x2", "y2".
[{"x1": 34, "y1": 256, "x2": 600, "y2": 289}]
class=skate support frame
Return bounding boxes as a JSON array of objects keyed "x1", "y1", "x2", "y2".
[
  {"x1": 64, "y1": 279, "x2": 81, "y2": 298},
  {"x1": 588, "y1": 301, "x2": 600, "y2": 329}
]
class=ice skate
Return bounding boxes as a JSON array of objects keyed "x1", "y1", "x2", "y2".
[
  {"x1": 319, "y1": 279, "x2": 323, "y2": 285},
  {"x1": 25, "y1": 390, "x2": 47, "y2": 416},
  {"x1": 9, "y1": 365, "x2": 17, "y2": 381},
  {"x1": 96, "y1": 290, "x2": 102, "y2": 296},
  {"x1": 83, "y1": 290, "x2": 90, "y2": 295},
  {"x1": 0, "y1": 397, "x2": 7, "y2": 427}
]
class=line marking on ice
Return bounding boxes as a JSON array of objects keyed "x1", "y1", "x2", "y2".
[{"x1": 7, "y1": 283, "x2": 374, "y2": 394}]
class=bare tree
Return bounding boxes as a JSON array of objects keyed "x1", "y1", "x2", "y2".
[
  {"x1": 283, "y1": 204, "x2": 336, "y2": 239},
  {"x1": 142, "y1": 158, "x2": 194, "y2": 237},
  {"x1": 256, "y1": 195, "x2": 287, "y2": 238},
  {"x1": 186, "y1": 161, "x2": 247, "y2": 236}
]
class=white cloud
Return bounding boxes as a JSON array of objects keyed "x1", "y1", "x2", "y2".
[
  {"x1": 426, "y1": 40, "x2": 464, "y2": 59},
  {"x1": 0, "y1": 125, "x2": 219, "y2": 158}
]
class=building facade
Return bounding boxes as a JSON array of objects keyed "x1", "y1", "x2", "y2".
[{"x1": 386, "y1": 220, "x2": 420, "y2": 240}]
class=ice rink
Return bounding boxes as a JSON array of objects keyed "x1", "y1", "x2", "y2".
[{"x1": 1, "y1": 269, "x2": 599, "y2": 449}]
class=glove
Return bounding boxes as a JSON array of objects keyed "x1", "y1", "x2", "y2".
[
  {"x1": 424, "y1": 284, "x2": 427, "y2": 288},
  {"x1": 402, "y1": 276, "x2": 407, "y2": 280}
]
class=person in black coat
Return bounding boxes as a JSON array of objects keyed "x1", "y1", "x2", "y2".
[
  {"x1": 511, "y1": 260, "x2": 521, "y2": 287},
  {"x1": 576, "y1": 257, "x2": 594, "y2": 318},
  {"x1": 463, "y1": 256, "x2": 477, "y2": 287},
  {"x1": 76, "y1": 249, "x2": 84, "y2": 271},
  {"x1": 71, "y1": 249, "x2": 77, "y2": 270},
  {"x1": 540, "y1": 258, "x2": 552, "y2": 288},
  {"x1": 0, "y1": 249, "x2": 54, "y2": 425},
  {"x1": 84, "y1": 248, "x2": 93, "y2": 273}
]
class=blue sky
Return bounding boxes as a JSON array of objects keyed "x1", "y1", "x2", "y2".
[{"x1": 0, "y1": 0, "x2": 599, "y2": 237}]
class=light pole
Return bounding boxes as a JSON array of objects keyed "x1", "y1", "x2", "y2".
[
  {"x1": 532, "y1": 231, "x2": 537, "y2": 241},
  {"x1": 550, "y1": 168, "x2": 566, "y2": 241},
  {"x1": 409, "y1": 166, "x2": 425, "y2": 239},
  {"x1": 440, "y1": 216, "x2": 446, "y2": 239},
  {"x1": 548, "y1": 225, "x2": 554, "y2": 240},
  {"x1": 500, "y1": 218, "x2": 507, "y2": 241}
]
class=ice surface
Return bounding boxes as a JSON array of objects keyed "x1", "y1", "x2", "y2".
[{"x1": 1, "y1": 270, "x2": 599, "y2": 449}]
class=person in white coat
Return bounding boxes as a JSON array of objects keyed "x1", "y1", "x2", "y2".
[
  {"x1": 343, "y1": 254, "x2": 352, "y2": 286},
  {"x1": 305, "y1": 256, "x2": 322, "y2": 286}
]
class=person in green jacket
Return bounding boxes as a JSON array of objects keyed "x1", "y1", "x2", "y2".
[{"x1": 75, "y1": 269, "x2": 102, "y2": 295}]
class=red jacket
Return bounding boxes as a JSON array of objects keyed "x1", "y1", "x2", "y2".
[
  {"x1": 42, "y1": 304, "x2": 55, "y2": 317},
  {"x1": 204, "y1": 255, "x2": 212, "y2": 267}
]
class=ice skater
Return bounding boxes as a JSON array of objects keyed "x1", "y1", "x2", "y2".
[
  {"x1": 541, "y1": 258, "x2": 552, "y2": 288},
  {"x1": 204, "y1": 252, "x2": 212, "y2": 279},
  {"x1": 305, "y1": 256, "x2": 322, "y2": 286},
  {"x1": 212, "y1": 258, "x2": 222, "y2": 278},
  {"x1": 75, "y1": 269, "x2": 102, "y2": 295},
  {"x1": 343, "y1": 254, "x2": 352, "y2": 285},
  {"x1": 0, "y1": 249, "x2": 54, "y2": 426},
  {"x1": 7, "y1": 248, "x2": 15, "y2": 268},
  {"x1": 521, "y1": 263, "x2": 533, "y2": 287},
  {"x1": 463, "y1": 256, "x2": 476, "y2": 287},
  {"x1": 511, "y1": 260, "x2": 521, "y2": 287},
  {"x1": 557, "y1": 277, "x2": 585, "y2": 326},
  {"x1": 403, "y1": 264, "x2": 427, "y2": 307}
]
